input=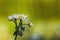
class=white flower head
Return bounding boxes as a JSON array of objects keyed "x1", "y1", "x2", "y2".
[
  {"x1": 8, "y1": 16, "x2": 13, "y2": 21},
  {"x1": 8, "y1": 14, "x2": 29, "y2": 22},
  {"x1": 13, "y1": 14, "x2": 18, "y2": 19},
  {"x1": 18, "y1": 14, "x2": 28, "y2": 20}
]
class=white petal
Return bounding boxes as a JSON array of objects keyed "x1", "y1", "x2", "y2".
[
  {"x1": 13, "y1": 14, "x2": 18, "y2": 19},
  {"x1": 8, "y1": 16, "x2": 13, "y2": 20}
]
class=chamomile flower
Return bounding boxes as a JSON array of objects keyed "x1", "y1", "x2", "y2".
[
  {"x1": 8, "y1": 16, "x2": 13, "y2": 21},
  {"x1": 13, "y1": 14, "x2": 18, "y2": 19},
  {"x1": 18, "y1": 14, "x2": 24, "y2": 19},
  {"x1": 8, "y1": 14, "x2": 31, "y2": 23},
  {"x1": 18, "y1": 14, "x2": 28, "y2": 20}
]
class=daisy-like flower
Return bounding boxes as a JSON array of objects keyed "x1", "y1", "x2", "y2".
[
  {"x1": 18, "y1": 14, "x2": 28, "y2": 20},
  {"x1": 13, "y1": 14, "x2": 18, "y2": 19},
  {"x1": 20, "y1": 14, "x2": 29, "y2": 22},
  {"x1": 18, "y1": 14, "x2": 23, "y2": 19},
  {"x1": 8, "y1": 14, "x2": 31, "y2": 23},
  {"x1": 8, "y1": 16, "x2": 13, "y2": 21}
]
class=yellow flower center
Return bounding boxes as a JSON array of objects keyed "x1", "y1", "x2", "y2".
[{"x1": 18, "y1": 16, "x2": 24, "y2": 19}]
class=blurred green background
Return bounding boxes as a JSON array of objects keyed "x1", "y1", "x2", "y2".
[{"x1": 0, "y1": 0, "x2": 60, "y2": 40}]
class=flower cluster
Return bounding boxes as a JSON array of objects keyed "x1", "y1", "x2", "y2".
[
  {"x1": 8, "y1": 14, "x2": 28, "y2": 20},
  {"x1": 8, "y1": 14, "x2": 33, "y2": 27}
]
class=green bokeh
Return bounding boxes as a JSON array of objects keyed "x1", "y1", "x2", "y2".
[{"x1": 0, "y1": 0, "x2": 60, "y2": 40}]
